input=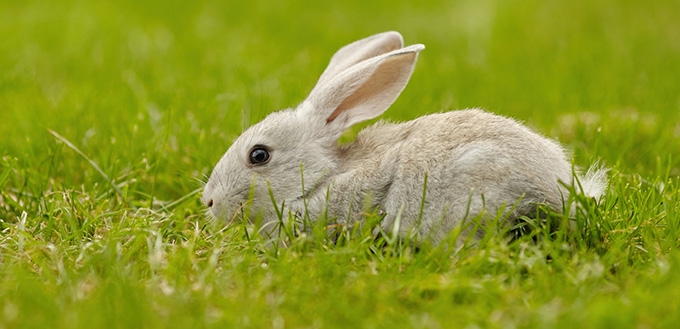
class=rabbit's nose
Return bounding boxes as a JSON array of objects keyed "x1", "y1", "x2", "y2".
[{"x1": 206, "y1": 199, "x2": 214, "y2": 208}]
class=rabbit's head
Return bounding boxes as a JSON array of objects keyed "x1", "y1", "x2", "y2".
[{"x1": 203, "y1": 31, "x2": 424, "y2": 221}]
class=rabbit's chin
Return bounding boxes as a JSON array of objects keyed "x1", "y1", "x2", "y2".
[{"x1": 212, "y1": 199, "x2": 282, "y2": 225}]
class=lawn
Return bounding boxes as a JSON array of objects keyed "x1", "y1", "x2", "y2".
[{"x1": 1, "y1": 0, "x2": 679, "y2": 328}]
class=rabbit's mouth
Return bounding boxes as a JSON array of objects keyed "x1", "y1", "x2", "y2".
[{"x1": 204, "y1": 186, "x2": 249, "y2": 221}]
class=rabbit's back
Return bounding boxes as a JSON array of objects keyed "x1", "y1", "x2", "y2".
[{"x1": 344, "y1": 109, "x2": 573, "y2": 242}]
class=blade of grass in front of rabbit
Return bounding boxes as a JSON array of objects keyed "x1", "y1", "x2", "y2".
[
  {"x1": 494, "y1": 195, "x2": 526, "y2": 240},
  {"x1": 265, "y1": 179, "x2": 294, "y2": 243},
  {"x1": 413, "y1": 171, "x2": 428, "y2": 246},
  {"x1": 459, "y1": 192, "x2": 482, "y2": 248},
  {"x1": 417, "y1": 172, "x2": 428, "y2": 228},
  {"x1": 298, "y1": 163, "x2": 311, "y2": 231},
  {"x1": 266, "y1": 180, "x2": 284, "y2": 220},
  {"x1": 391, "y1": 206, "x2": 405, "y2": 250},
  {"x1": 323, "y1": 184, "x2": 335, "y2": 243},
  {"x1": 481, "y1": 201, "x2": 510, "y2": 245}
]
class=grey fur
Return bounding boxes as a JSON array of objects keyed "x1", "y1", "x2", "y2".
[{"x1": 203, "y1": 31, "x2": 606, "y2": 244}]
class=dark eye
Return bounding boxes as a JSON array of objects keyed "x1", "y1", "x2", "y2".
[{"x1": 249, "y1": 146, "x2": 270, "y2": 165}]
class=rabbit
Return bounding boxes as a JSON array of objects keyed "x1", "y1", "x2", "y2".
[{"x1": 202, "y1": 31, "x2": 607, "y2": 245}]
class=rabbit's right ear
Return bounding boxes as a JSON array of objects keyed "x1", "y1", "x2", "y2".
[
  {"x1": 311, "y1": 31, "x2": 404, "y2": 92},
  {"x1": 301, "y1": 42, "x2": 424, "y2": 139}
]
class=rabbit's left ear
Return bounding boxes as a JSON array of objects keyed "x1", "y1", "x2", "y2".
[{"x1": 301, "y1": 44, "x2": 424, "y2": 136}]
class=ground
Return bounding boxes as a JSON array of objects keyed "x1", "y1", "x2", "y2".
[{"x1": 1, "y1": 0, "x2": 679, "y2": 328}]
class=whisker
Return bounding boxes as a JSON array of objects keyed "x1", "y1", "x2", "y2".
[{"x1": 227, "y1": 201, "x2": 251, "y2": 227}]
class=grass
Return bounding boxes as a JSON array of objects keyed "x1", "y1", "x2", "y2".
[{"x1": 1, "y1": 0, "x2": 679, "y2": 328}]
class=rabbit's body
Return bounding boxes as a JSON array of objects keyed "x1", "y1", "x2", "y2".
[
  {"x1": 203, "y1": 31, "x2": 605, "y2": 244},
  {"x1": 299, "y1": 109, "x2": 573, "y2": 243}
]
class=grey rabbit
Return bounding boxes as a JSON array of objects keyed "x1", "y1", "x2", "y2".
[{"x1": 202, "y1": 31, "x2": 606, "y2": 244}]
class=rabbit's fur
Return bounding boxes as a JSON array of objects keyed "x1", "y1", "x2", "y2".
[{"x1": 203, "y1": 31, "x2": 606, "y2": 244}]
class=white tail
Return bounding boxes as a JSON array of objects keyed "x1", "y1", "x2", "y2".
[{"x1": 579, "y1": 164, "x2": 608, "y2": 199}]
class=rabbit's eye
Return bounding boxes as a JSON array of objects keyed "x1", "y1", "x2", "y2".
[{"x1": 249, "y1": 146, "x2": 270, "y2": 165}]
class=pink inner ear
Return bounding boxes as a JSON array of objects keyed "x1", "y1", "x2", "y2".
[{"x1": 325, "y1": 52, "x2": 417, "y2": 125}]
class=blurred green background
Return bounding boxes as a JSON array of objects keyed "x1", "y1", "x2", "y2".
[
  {"x1": 2, "y1": 0, "x2": 679, "y2": 204},
  {"x1": 1, "y1": 0, "x2": 679, "y2": 328}
]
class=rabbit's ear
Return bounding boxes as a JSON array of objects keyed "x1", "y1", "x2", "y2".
[
  {"x1": 312, "y1": 31, "x2": 404, "y2": 92},
  {"x1": 303, "y1": 44, "x2": 424, "y2": 134}
]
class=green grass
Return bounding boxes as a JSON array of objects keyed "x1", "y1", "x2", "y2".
[{"x1": 1, "y1": 0, "x2": 680, "y2": 328}]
